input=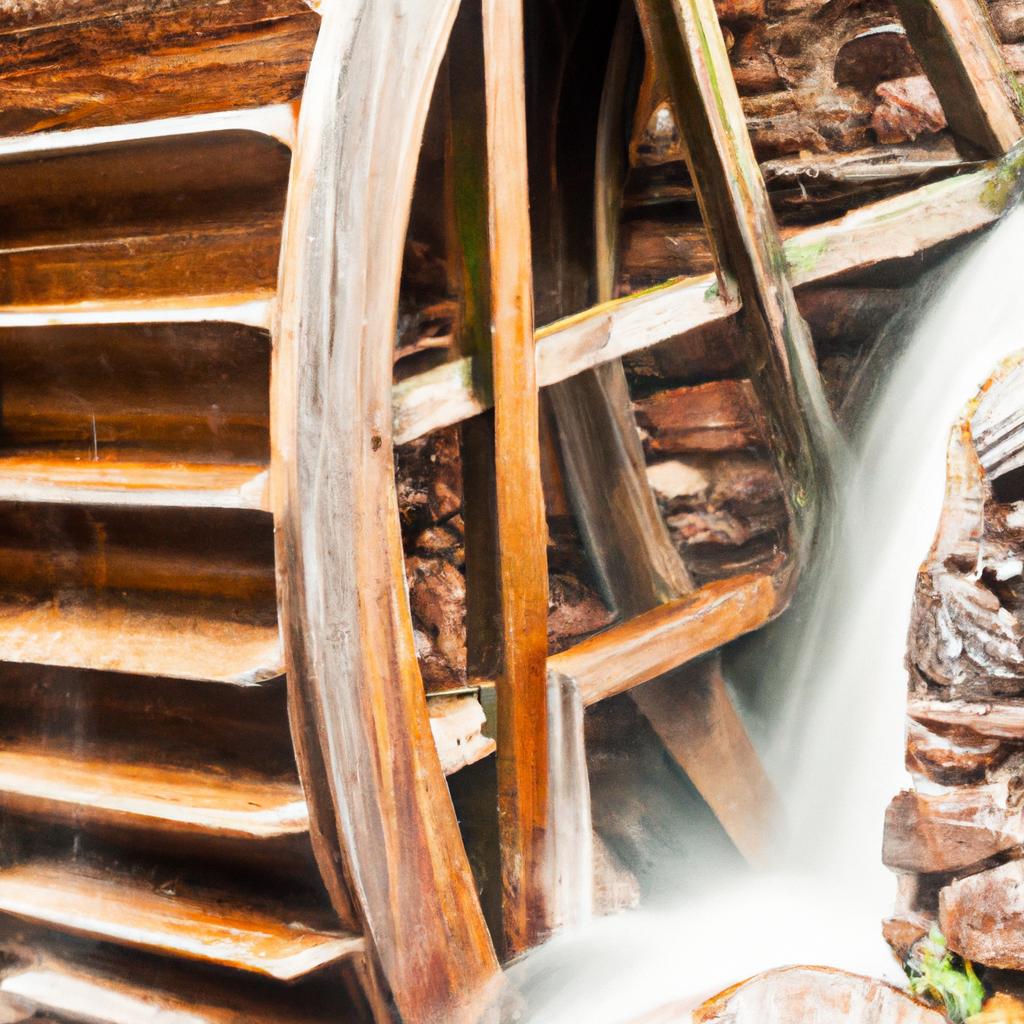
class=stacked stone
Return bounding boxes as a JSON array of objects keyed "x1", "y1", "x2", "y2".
[{"x1": 884, "y1": 355, "x2": 1024, "y2": 976}]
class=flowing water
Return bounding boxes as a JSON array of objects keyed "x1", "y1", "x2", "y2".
[{"x1": 510, "y1": 202, "x2": 1024, "y2": 1023}]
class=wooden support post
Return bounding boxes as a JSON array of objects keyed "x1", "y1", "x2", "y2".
[
  {"x1": 543, "y1": 0, "x2": 783, "y2": 880},
  {"x1": 481, "y1": 0, "x2": 554, "y2": 955},
  {"x1": 272, "y1": 3, "x2": 500, "y2": 1021},
  {"x1": 894, "y1": 0, "x2": 1023, "y2": 157}
]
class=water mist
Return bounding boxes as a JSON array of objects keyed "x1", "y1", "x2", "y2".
[{"x1": 509, "y1": 202, "x2": 1024, "y2": 1023}]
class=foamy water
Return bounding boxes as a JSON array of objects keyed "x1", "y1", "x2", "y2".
[{"x1": 509, "y1": 203, "x2": 1024, "y2": 1023}]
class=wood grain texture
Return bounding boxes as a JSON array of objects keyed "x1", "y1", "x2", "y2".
[
  {"x1": 391, "y1": 139, "x2": 1021, "y2": 446},
  {"x1": 635, "y1": 0, "x2": 840, "y2": 578},
  {"x1": 0, "y1": 861, "x2": 361, "y2": 981},
  {"x1": 894, "y1": 0, "x2": 1023, "y2": 156},
  {"x1": 0, "y1": 744, "x2": 307, "y2": 840},
  {"x1": 550, "y1": 574, "x2": 776, "y2": 707},
  {"x1": 272, "y1": 3, "x2": 499, "y2": 1020},
  {"x1": 0, "y1": 956, "x2": 345, "y2": 1024},
  {"x1": 0, "y1": 0, "x2": 318, "y2": 136},
  {"x1": 482, "y1": 0, "x2": 553, "y2": 957}
]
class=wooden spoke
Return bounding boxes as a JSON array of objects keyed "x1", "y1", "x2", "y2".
[
  {"x1": 481, "y1": 0, "x2": 553, "y2": 956},
  {"x1": 635, "y1": 0, "x2": 840, "y2": 575},
  {"x1": 550, "y1": 575, "x2": 777, "y2": 708},
  {"x1": 392, "y1": 142, "x2": 1019, "y2": 447},
  {"x1": 273, "y1": 2, "x2": 499, "y2": 1020},
  {"x1": 894, "y1": 0, "x2": 1023, "y2": 156}
]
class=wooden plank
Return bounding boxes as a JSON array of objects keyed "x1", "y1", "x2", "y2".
[
  {"x1": 482, "y1": 0, "x2": 552, "y2": 957},
  {"x1": 0, "y1": 459, "x2": 269, "y2": 511},
  {"x1": 894, "y1": 0, "x2": 1023, "y2": 156},
  {"x1": 0, "y1": 745, "x2": 307, "y2": 840},
  {"x1": 549, "y1": 574, "x2": 777, "y2": 707},
  {"x1": 631, "y1": 660, "x2": 781, "y2": 867},
  {"x1": 0, "y1": 595, "x2": 282, "y2": 686},
  {"x1": 392, "y1": 142, "x2": 1022, "y2": 445},
  {"x1": 1, "y1": 959, "x2": 334, "y2": 1024},
  {"x1": 0, "y1": 105, "x2": 298, "y2": 160},
  {"x1": 0, "y1": 861, "x2": 362, "y2": 981},
  {"x1": 0, "y1": 297, "x2": 273, "y2": 330},
  {"x1": 271, "y1": 2, "x2": 500, "y2": 1020}
]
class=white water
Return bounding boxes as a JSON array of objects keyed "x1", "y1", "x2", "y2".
[{"x1": 510, "y1": 203, "x2": 1024, "y2": 1023}]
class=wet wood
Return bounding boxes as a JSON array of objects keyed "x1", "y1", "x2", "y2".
[
  {"x1": 0, "y1": 459, "x2": 269, "y2": 511},
  {"x1": 0, "y1": 954, "x2": 349, "y2": 1024},
  {"x1": 392, "y1": 140, "x2": 1019, "y2": 446},
  {"x1": 0, "y1": 596, "x2": 281, "y2": 685},
  {"x1": 272, "y1": 3, "x2": 499, "y2": 1020},
  {"x1": 482, "y1": 0, "x2": 552, "y2": 956},
  {"x1": 0, "y1": 861, "x2": 361, "y2": 981},
  {"x1": 635, "y1": 0, "x2": 840, "y2": 573},
  {"x1": 550, "y1": 574, "x2": 776, "y2": 707},
  {"x1": 894, "y1": 0, "x2": 1023, "y2": 156},
  {"x1": 0, "y1": 1, "x2": 318, "y2": 136},
  {"x1": 0, "y1": 744, "x2": 307, "y2": 841}
]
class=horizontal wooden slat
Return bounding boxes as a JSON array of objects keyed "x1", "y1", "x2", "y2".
[
  {"x1": 0, "y1": 105, "x2": 298, "y2": 161},
  {"x1": 0, "y1": 458, "x2": 269, "y2": 511},
  {"x1": 0, "y1": 297, "x2": 274, "y2": 331},
  {"x1": 393, "y1": 147, "x2": 1024, "y2": 444},
  {"x1": 0, "y1": 861, "x2": 361, "y2": 981},
  {"x1": 1, "y1": 959, "x2": 334, "y2": 1024},
  {"x1": 547, "y1": 573, "x2": 777, "y2": 707},
  {"x1": 0, "y1": 745, "x2": 306, "y2": 840},
  {"x1": 0, "y1": 596, "x2": 282, "y2": 686}
]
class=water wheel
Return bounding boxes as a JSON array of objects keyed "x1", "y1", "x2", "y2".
[{"x1": 0, "y1": 1, "x2": 1021, "y2": 1023}]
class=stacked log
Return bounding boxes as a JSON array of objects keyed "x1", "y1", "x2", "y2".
[{"x1": 884, "y1": 355, "x2": 1024, "y2": 978}]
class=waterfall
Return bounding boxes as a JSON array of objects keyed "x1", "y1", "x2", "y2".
[{"x1": 506, "y1": 202, "x2": 1024, "y2": 1023}]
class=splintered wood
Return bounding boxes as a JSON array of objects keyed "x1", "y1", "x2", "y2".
[{"x1": 884, "y1": 354, "x2": 1024, "y2": 974}]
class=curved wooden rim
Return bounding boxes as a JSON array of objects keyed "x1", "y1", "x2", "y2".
[{"x1": 272, "y1": 2, "x2": 500, "y2": 1022}]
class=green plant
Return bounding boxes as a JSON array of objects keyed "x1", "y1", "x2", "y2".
[{"x1": 905, "y1": 927, "x2": 986, "y2": 1023}]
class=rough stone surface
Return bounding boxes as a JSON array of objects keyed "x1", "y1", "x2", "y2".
[{"x1": 941, "y1": 859, "x2": 1024, "y2": 971}]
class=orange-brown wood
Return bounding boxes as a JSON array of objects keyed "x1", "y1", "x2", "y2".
[
  {"x1": 0, "y1": 1, "x2": 318, "y2": 137},
  {"x1": 0, "y1": 861, "x2": 361, "y2": 981},
  {"x1": 272, "y1": 3, "x2": 500, "y2": 1020},
  {"x1": 0, "y1": 744, "x2": 308, "y2": 840},
  {"x1": 482, "y1": 0, "x2": 553, "y2": 956},
  {"x1": 390, "y1": 143, "x2": 1017, "y2": 447},
  {"x1": 549, "y1": 574, "x2": 777, "y2": 708}
]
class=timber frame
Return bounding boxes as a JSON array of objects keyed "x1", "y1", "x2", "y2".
[{"x1": 0, "y1": 0, "x2": 1021, "y2": 1022}]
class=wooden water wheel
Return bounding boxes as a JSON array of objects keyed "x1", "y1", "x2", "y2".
[{"x1": 0, "y1": 1, "x2": 1021, "y2": 1022}]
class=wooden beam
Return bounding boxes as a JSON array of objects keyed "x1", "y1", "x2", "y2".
[
  {"x1": 482, "y1": 0, "x2": 553, "y2": 957},
  {"x1": 392, "y1": 140, "x2": 1024, "y2": 446},
  {"x1": 894, "y1": 0, "x2": 1023, "y2": 157},
  {"x1": 549, "y1": 574, "x2": 777, "y2": 708},
  {"x1": 272, "y1": 3, "x2": 500, "y2": 1020}
]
